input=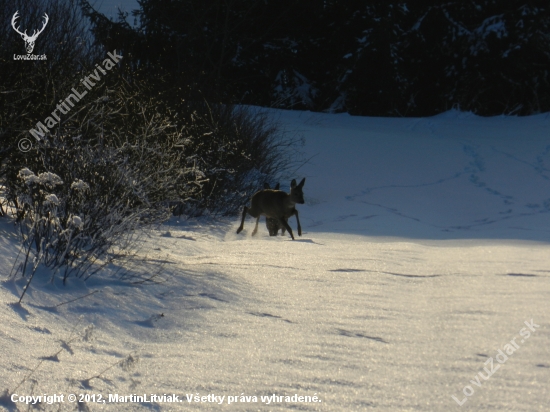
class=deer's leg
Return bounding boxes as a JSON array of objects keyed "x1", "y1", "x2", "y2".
[
  {"x1": 280, "y1": 219, "x2": 287, "y2": 236},
  {"x1": 266, "y1": 217, "x2": 277, "y2": 236},
  {"x1": 295, "y1": 209, "x2": 302, "y2": 236},
  {"x1": 251, "y1": 216, "x2": 260, "y2": 236},
  {"x1": 236, "y1": 206, "x2": 248, "y2": 234},
  {"x1": 265, "y1": 217, "x2": 271, "y2": 235},
  {"x1": 280, "y1": 218, "x2": 295, "y2": 240}
]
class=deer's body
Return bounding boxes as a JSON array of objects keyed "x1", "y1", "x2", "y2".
[
  {"x1": 263, "y1": 182, "x2": 287, "y2": 236},
  {"x1": 237, "y1": 178, "x2": 305, "y2": 240}
]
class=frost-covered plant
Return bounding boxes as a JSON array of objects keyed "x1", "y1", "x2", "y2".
[
  {"x1": 68, "y1": 215, "x2": 84, "y2": 229},
  {"x1": 10, "y1": 120, "x2": 203, "y2": 300},
  {"x1": 71, "y1": 179, "x2": 90, "y2": 193},
  {"x1": 14, "y1": 169, "x2": 92, "y2": 299},
  {"x1": 43, "y1": 194, "x2": 60, "y2": 206}
]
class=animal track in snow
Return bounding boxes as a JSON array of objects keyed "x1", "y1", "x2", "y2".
[{"x1": 336, "y1": 328, "x2": 388, "y2": 343}]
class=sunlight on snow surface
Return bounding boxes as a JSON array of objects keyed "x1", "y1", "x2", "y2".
[{"x1": 1, "y1": 109, "x2": 549, "y2": 411}]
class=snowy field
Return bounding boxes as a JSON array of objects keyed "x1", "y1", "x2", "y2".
[{"x1": 1, "y1": 109, "x2": 549, "y2": 411}]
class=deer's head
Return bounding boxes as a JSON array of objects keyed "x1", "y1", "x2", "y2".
[
  {"x1": 290, "y1": 178, "x2": 306, "y2": 204},
  {"x1": 12, "y1": 11, "x2": 49, "y2": 54}
]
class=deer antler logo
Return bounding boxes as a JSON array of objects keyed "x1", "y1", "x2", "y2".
[{"x1": 11, "y1": 11, "x2": 49, "y2": 54}]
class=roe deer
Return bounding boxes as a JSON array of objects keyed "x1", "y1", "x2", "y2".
[
  {"x1": 237, "y1": 178, "x2": 305, "y2": 240},
  {"x1": 263, "y1": 182, "x2": 287, "y2": 236}
]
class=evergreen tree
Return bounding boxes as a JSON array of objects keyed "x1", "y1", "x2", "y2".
[{"x1": 81, "y1": 0, "x2": 550, "y2": 115}]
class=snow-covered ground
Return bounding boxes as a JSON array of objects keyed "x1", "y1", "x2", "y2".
[{"x1": 1, "y1": 109, "x2": 549, "y2": 411}]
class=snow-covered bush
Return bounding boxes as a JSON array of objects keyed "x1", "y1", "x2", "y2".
[
  {"x1": 4, "y1": 75, "x2": 204, "y2": 292},
  {"x1": 12, "y1": 126, "x2": 201, "y2": 292}
]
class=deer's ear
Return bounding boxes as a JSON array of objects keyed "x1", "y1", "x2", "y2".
[
  {"x1": 298, "y1": 178, "x2": 305, "y2": 187},
  {"x1": 264, "y1": 182, "x2": 270, "y2": 189},
  {"x1": 291, "y1": 179, "x2": 297, "y2": 188},
  {"x1": 274, "y1": 183, "x2": 280, "y2": 190}
]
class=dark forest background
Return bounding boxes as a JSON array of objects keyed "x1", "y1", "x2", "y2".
[{"x1": 84, "y1": 0, "x2": 550, "y2": 116}]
